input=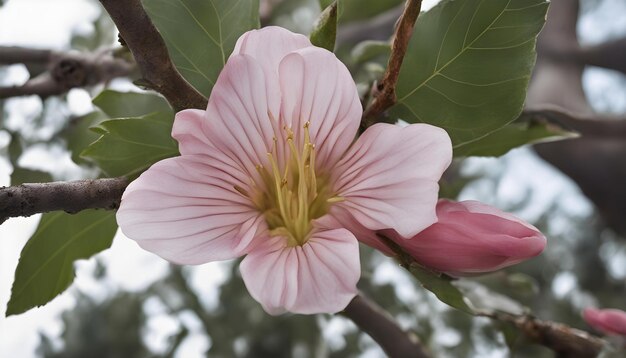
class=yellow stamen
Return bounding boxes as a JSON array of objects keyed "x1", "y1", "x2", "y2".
[{"x1": 252, "y1": 121, "x2": 334, "y2": 246}]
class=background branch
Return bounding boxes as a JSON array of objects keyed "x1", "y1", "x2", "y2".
[
  {"x1": 362, "y1": 0, "x2": 422, "y2": 125},
  {"x1": 0, "y1": 178, "x2": 128, "y2": 223},
  {"x1": 484, "y1": 312, "x2": 605, "y2": 357},
  {"x1": 0, "y1": 47, "x2": 134, "y2": 99},
  {"x1": 528, "y1": 0, "x2": 626, "y2": 237},
  {"x1": 0, "y1": 46, "x2": 51, "y2": 65},
  {"x1": 98, "y1": 0, "x2": 207, "y2": 111},
  {"x1": 343, "y1": 294, "x2": 430, "y2": 358}
]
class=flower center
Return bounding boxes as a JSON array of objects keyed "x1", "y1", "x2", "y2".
[{"x1": 248, "y1": 122, "x2": 339, "y2": 246}]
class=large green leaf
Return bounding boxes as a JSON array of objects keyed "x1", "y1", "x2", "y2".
[
  {"x1": 453, "y1": 120, "x2": 572, "y2": 157},
  {"x1": 81, "y1": 113, "x2": 179, "y2": 178},
  {"x1": 6, "y1": 210, "x2": 117, "y2": 316},
  {"x1": 340, "y1": 0, "x2": 403, "y2": 23},
  {"x1": 390, "y1": 0, "x2": 548, "y2": 153},
  {"x1": 63, "y1": 111, "x2": 108, "y2": 165},
  {"x1": 143, "y1": 0, "x2": 260, "y2": 97},
  {"x1": 351, "y1": 40, "x2": 391, "y2": 65},
  {"x1": 93, "y1": 90, "x2": 172, "y2": 118}
]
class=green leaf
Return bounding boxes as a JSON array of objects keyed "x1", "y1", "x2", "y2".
[
  {"x1": 505, "y1": 272, "x2": 539, "y2": 296},
  {"x1": 71, "y1": 12, "x2": 116, "y2": 51},
  {"x1": 6, "y1": 210, "x2": 117, "y2": 316},
  {"x1": 340, "y1": 0, "x2": 403, "y2": 23},
  {"x1": 81, "y1": 113, "x2": 179, "y2": 178},
  {"x1": 310, "y1": 1, "x2": 338, "y2": 51},
  {"x1": 63, "y1": 111, "x2": 108, "y2": 165},
  {"x1": 351, "y1": 40, "x2": 391, "y2": 65},
  {"x1": 319, "y1": 0, "x2": 334, "y2": 8},
  {"x1": 455, "y1": 280, "x2": 526, "y2": 315},
  {"x1": 453, "y1": 120, "x2": 572, "y2": 157},
  {"x1": 143, "y1": 0, "x2": 260, "y2": 97},
  {"x1": 10, "y1": 167, "x2": 53, "y2": 185},
  {"x1": 390, "y1": 0, "x2": 549, "y2": 153},
  {"x1": 7, "y1": 132, "x2": 22, "y2": 165},
  {"x1": 409, "y1": 264, "x2": 474, "y2": 314},
  {"x1": 495, "y1": 320, "x2": 522, "y2": 351},
  {"x1": 93, "y1": 90, "x2": 172, "y2": 119}
]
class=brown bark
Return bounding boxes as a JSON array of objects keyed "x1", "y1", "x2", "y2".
[
  {"x1": 343, "y1": 294, "x2": 430, "y2": 358},
  {"x1": 362, "y1": 0, "x2": 423, "y2": 126},
  {"x1": 98, "y1": 0, "x2": 207, "y2": 111},
  {"x1": 485, "y1": 312, "x2": 605, "y2": 358},
  {"x1": 0, "y1": 178, "x2": 129, "y2": 223},
  {"x1": 0, "y1": 47, "x2": 133, "y2": 99}
]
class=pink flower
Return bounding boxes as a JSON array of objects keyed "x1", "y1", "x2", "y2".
[
  {"x1": 583, "y1": 308, "x2": 626, "y2": 337},
  {"x1": 389, "y1": 200, "x2": 546, "y2": 276},
  {"x1": 116, "y1": 27, "x2": 452, "y2": 314}
]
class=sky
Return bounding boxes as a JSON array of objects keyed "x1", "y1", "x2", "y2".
[{"x1": 1, "y1": 0, "x2": 626, "y2": 357}]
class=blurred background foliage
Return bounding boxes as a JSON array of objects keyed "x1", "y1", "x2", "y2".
[{"x1": 1, "y1": 0, "x2": 625, "y2": 357}]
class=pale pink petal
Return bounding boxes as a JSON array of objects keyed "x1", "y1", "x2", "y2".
[
  {"x1": 232, "y1": 26, "x2": 312, "y2": 78},
  {"x1": 278, "y1": 47, "x2": 362, "y2": 170},
  {"x1": 240, "y1": 225, "x2": 360, "y2": 315},
  {"x1": 201, "y1": 54, "x2": 281, "y2": 182},
  {"x1": 171, "y1": 109, "x2": 213, "y2": 155},
  {"x1": 332, "y1": 123, "x2": 452, "y2": 238},
  {"x1": 323, "y1": 210, "x2": 395, "y2": 256},
  {"x1": 117, "y1": 154, "x2": 266, "y2": 264}
]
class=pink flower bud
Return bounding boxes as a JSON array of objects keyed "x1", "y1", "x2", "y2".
[
  {"x1": 583, "y1": 308, "x2": 626, "y2": 337},
  {"x1": 391, "y1": 200, "x2": 546, "y2": 276}
]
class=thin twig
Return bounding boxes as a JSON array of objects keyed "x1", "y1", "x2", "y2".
[
  {"x1": 343, "y1": 294, "x2": 431, "y2": 358},
  {"x1": 362, "y1": 0, "x2": 423, "y2": 126},
  {"x1": 0, "y1": 48, "x2": 134, "y2": 99},
  {"x1": 483, "y1": 312, "x2": 606, "y2": 357},
  {"x1": 98, "y1": 0, "x2": 207, "y2": 111},
  {"x1": 0, "y1": 178, "x2": 129, "y2": 223}
]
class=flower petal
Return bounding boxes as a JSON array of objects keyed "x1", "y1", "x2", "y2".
[
  {"x1": 390, "y1": 200, "x2": 546, "y2": 276},
  {"x1": 202, "y1": 54, "x2": 282, "y2": 181},
  {"x1": 171, "y1": 109, "x2": 213, "y2": 155},
  {"x1": 278, "y1": 47, "x2": 362, "y2": 170},
  {"x1": 240, "y1": 226, "x2": 360, "y2": 315},
  {"x1": 333, "y1": 123, "x2": 452, "y2": 238},
  {"x1": 442, "y1": 199, "x2": 540, "y2": 232},
  {"x1": 232, "y1": 26, "x2": 312, "y2": 78},
  {"x1": 323, "y1": 210, "x2": 395, "y2": 256},
  {"x1": 117, "y1": 154, "x2": 266, "y2": 264},
  {"x1": 583, "y1": 308, "x2": 626, "y2": 336}
]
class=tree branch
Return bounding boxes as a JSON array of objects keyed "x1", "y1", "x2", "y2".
[
  {"x1": 0, "y1": 46, "x2": 51, "y2": 65},
  {"x1": 362, "y1": 0, "x2": 422, "y2": 126},
  {"x1": 98, "y1": 0, "x2": 207, "y2": 111},
  {"x1": 528, "y1": 0, "x2": 626, "y2": 237},
  {"x1": 343, "y1": 294, "x2": 430, "y2": 358},
  {"x1": 0, "y1": 47, "x2": 134, "y2": 99},
  {"x1": 484, "y1": 312, "x2": 605, "y2": 357},
  {"x1": 579, "y1": 37, "x2": 626, "y2": 75},
  {"x1": 0, "y1": 178, "x2": 129, "y2": 223}
]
